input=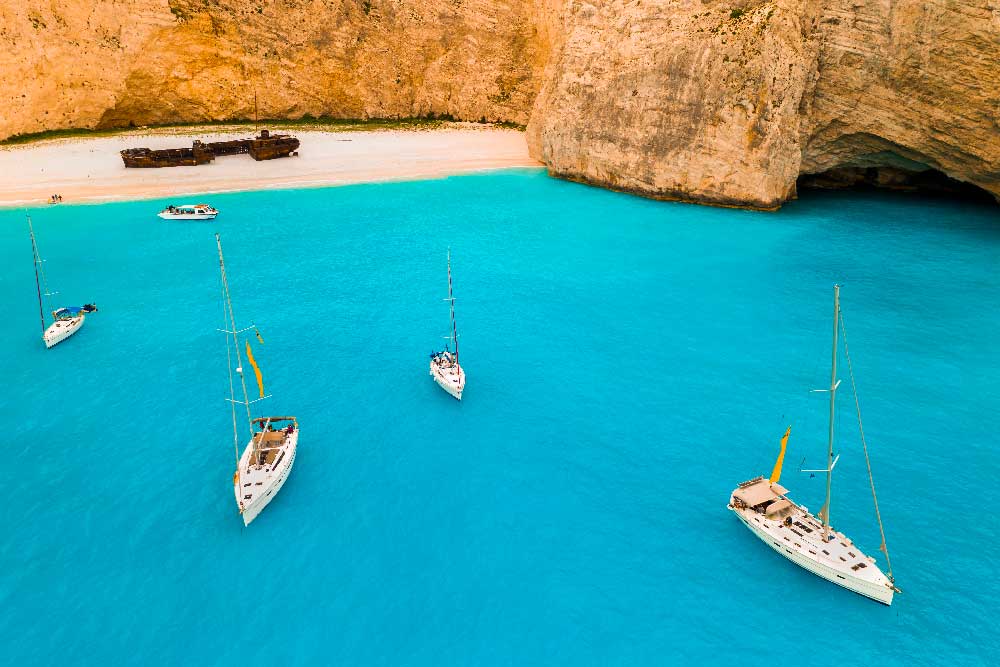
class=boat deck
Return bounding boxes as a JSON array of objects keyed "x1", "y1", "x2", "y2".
[
  {"x1": 430, "y1": 356, "x2": 465, "y2": 398},
  {"x1": 235, "y1": 428, "x2": 297, "y2": 513},
  {"x1": 751, "y1": 507, "x2": 881, "y2": 579},
  {"x1": 730, "y1": 484, "x2": 891, "y2": 590}
]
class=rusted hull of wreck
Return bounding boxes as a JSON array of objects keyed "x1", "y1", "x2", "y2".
[{"x1": 120, "y1": 130, "x2": 299, "y2": 168}]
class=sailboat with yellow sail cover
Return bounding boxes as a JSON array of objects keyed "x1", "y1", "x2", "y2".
[
  {"x1": 728, "y1": 285, "x2": 899, "y2": 604},
  {"x1": 215, "y1": 233, "x2": 298, "y2": 526}
]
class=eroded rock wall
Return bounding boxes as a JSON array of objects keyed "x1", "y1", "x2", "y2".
[
  {"x1": 1, "y1": 0, "x2": 549, "y2": 138},
  {"x1": 528, "y1": 0, "x2": 1000, "y2": 207},
  {"x1": 527, "y1": 1, "x2": 819, "y2": 209},
  {"x1": 0, "y1": 0, "x2": 176, "y2": 138},
  {"x1": 799, "y1": 0, "x2": 1000, "y2": 199}
]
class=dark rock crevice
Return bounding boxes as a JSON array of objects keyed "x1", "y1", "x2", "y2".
[{"x1": 797, "y1": 165, "x2": 997, "y2": 203}]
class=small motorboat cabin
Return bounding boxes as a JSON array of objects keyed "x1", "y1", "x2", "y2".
[{"x1": 157, "y1": 204, "x2": 219, "y2": 220}]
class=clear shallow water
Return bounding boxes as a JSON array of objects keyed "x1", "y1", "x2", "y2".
[{"x1": 1, "y1": 170, "x2": 998, "y2": 665}]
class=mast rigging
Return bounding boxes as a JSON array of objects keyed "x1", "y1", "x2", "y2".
[
  {"x1": 27, "y1": 215, "x2": 47, "y2": 336},
  {"x1": 447, "y1": 249, "x2": 458, "y2": 364},
  {"x1": 822, "y1": 284, "x2": 840, "y2": 539},
  {"x1": 840, "y1": 308, "x2": 896, "y2": 583},
  {"x1": 216, "y1": 233, "x2": 254, "y2": 459}
]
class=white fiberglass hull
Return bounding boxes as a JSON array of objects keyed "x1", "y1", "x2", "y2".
[
  {"x1": 158, "y1": 212, "x2": 217, "y2": 220},
  {"x1": 234, "y1": 429, "x2": 298, "y2": 526},
  {"x1": 730, "y1": 500, "x2": 894, "y2": 605},
  {"x1": 44, "y1": 314, "x2": 84, "y2": 348},
  {"x1": 430, "y1": 360, "x2": 464, "y2": 400}
]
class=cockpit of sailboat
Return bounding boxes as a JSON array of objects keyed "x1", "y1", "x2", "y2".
[{"x1": 248, "y1": 417, "x2": 297, "y2": 468}]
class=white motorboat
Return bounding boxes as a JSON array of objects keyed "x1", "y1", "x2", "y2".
[
  {"x1": 429, "y1": 250, "x2": 465, "y2": 400},
  {"x1": 28, "y1": 215, "x2": 98, "y2": 349},
  {"x1": 728, "y1": 285, "x2": 899, "y2": 604},
  {"x1": 158, "y1": 203, "x2": 218, "y2": 220},
  {"x1": 215, "y1": 233, "x2": 297, "y2": 526}
]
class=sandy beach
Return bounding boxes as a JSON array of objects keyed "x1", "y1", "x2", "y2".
[{"x1": 0, "y1": 124, "x2": 541, "y2": 207}]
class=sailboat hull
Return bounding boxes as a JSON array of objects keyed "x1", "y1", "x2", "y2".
[
  {"x1": 44, "y1": 315, "x2": 84, "y2": 348},
  {"x1": 430, "y1": 360, "x2": 464, "y2": 400},
  {"x1": 235, "y1": 428, "x2": 298, "y2": 526},
  {"x1": 730, "y1": 501, "x2": 894, "y2": 605}
]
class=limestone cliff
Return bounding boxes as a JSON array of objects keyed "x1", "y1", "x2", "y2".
[
  {"x1": 0, "y1": 1, "x2": 175, "y2": 138},
  {"x1": 3, "y1": 0, "x2": 998, "y2": 207},
  {"x1": 527, "y1": 0, "x2": 1000, "y2": 207},
  {"x1": 1, "y1": 0, "x2": 547, "y2": 136},
  {"x1": 798, "y1": 0, "x2": 1000, "y2": 201},
  {"x1": 527, "y1": 1, "x2": 818, "y2": 209}
]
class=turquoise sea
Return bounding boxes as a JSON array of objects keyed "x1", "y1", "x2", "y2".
[{"x1": 1, "y1": 169, "x2": 998, "y2": 665}]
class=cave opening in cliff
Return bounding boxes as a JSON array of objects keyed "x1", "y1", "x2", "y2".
[{"x1": 797, "y1": 164, "x2": 995, "y2": 204}]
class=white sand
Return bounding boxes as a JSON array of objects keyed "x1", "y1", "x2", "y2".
[{"x1": 0, "y1": 124, "x2": 541, "y2": 207}]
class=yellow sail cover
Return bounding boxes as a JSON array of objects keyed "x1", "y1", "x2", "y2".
[
  {"x1": 245, "y1": 341, "x2": 264, "y2": 398},
  {"x1": 770, "y1": 426, "x2": 792, "y2": 484}
]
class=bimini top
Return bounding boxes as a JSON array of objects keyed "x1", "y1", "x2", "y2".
[
  {"x1": 734, "y1": 478, "x2": 789, "y2": 507},
  {"x1": 251, "y1": 416, "x2": 296, "y2": 424},
  {"x1": 764, "y1": 499, "x2": 796, "y2": 520},
  {"x1": 53, "y1": 304, "x2": 97, "y2": 317}
]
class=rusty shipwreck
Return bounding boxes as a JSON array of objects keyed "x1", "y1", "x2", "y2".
[{"x1": 120, "y1": 129, "x2": 300, "y2": 168}]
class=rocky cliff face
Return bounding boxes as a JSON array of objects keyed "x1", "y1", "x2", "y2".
[
  {"x1": 3, "y1": 0, "x2": 998, "y2": 207},
  {"x1": 0, "y1": 1, "x2": 175, "y2": 138},
  {"x1": 528, "y1": 0, "x2": 1000, "y2": 207},
  {"x1": 1, "y1": 0, "x2": 548, "y2": 136},
  {"x1": 527, "y1": 1, "x2": 818, "y2": 209},
  {"x1": 798, "y1": 0, "x2": 1000, "y2": 201}
]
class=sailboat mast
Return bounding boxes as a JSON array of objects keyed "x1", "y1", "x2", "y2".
[
  {"x1": 216, "y1": 234, "x2": 254, "y2": 448},
  {"x1": 823, "y1": 284, "x2": 840, "y2": 539},
  {"x1": 27, "y1": 216, "x2": 47, "y2": 335},
  {"x1": 447, "y1": 250, "x2": 458, "y2": 364}
]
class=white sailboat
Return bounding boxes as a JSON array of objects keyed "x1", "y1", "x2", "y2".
[
  {"x1": 728, "y1": 285, "x2": 899, "y2": 605},
  {"x1": 215, "y1": 233, "x2": 298, "y2": 526},
  {"x1": 27, "y1": 215, "x2": 97, "y2": 349},
  {"x1": 429, "y1": 250, "x2": 465, "y2": 400}
]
